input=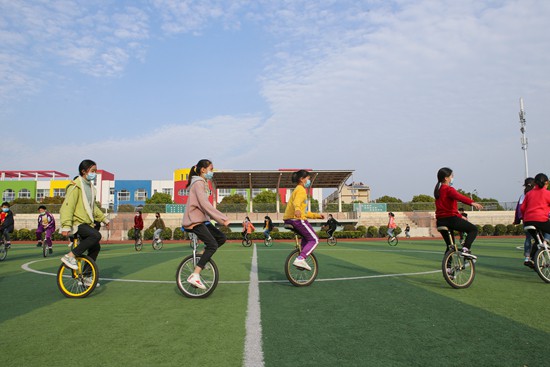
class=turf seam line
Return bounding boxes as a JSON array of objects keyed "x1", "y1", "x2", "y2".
[{"x1": 243, "y1": 243, "x2": 265, "y2": 367}]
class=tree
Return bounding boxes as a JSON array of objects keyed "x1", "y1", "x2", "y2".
[
  {"x1": 410, "y1": 194, "x2": 435, "y2": 211},
  {"x1": 252, "y1": 190, "x2": 277, "y2": 203},
  {"x1": 375, "y1": 196, "x2": 402, "y2": 203},
  {"x1": 218, "y1": 194, "x2": 247, "y2": 212},
  {"x1": 375, "y1": 195, "x2": 403, "y2": 212},
  {"x1": 146, "y1": 192, "x2": 173, "y2": 204}
]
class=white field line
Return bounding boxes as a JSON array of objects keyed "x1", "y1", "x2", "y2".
[{"x1": 243, "y1": 244, "x2": 264, "y2": 367}]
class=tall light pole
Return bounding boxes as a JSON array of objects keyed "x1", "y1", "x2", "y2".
[{"x1": 519, "y1": 97, "x2": 529, "y2": 178}]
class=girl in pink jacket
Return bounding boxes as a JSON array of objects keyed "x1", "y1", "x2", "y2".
[{"x1": 182, "y1": 159, "x2": 230, "y2": 290}]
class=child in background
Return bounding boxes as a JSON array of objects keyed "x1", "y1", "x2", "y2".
[
  {"x1": 36, "y1": 205, "x2": 56, "y2": 254},
  {"x1": 0, "y1": 202, "x2": 14, "y2": 249}
]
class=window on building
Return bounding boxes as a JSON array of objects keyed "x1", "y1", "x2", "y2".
[
  {"x1": 162, "y1": 188, "x2": 173, "y2": 196},
  {"x1": 53, "y1": 188, "x2": 66, "y2": 198},
  {"x1": 36, "y1": 189, "x2": 49, "y2": 201},
  {"x1": 110, "y1": 188, "x2": 115, "y2": 195},
  {"x1": 135, "y1": 189, "x2": 147, "y2": 201},
  {"x1": 2, "y1": 189, "x2": 14, "y2": 202},
  {"x1": 252, "y1": 189, "x2": 262, "y2": 198},
  {"x1": 118, "y1": 190, "x2": 130, "y2": 202},
  {"x1": 18, "y1": 188, "x2": 31, "y2": 199},
  {"x1": 218, "y1": 189, "x2": 231, "y2": 197},
  {"x1": 235, "y1": 189, "x2": 248, "y2": 198},
  {"x1": 178, "y1": 188, "x2": 189, "y2": 197}
]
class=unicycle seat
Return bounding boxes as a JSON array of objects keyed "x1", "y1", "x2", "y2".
[{"x1": 437, "y1": 226, "x2": 450, "y2": 233}]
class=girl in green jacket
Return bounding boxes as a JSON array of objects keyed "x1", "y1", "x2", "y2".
[{"x1": 60, "y1": 160, "x2": 109, "y2": 281}]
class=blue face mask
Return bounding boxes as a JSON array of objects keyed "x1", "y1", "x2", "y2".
[
  {"x1": 204, "y1": 171, "x2": 214, "y2": 180},
  {"x1": 86, "y1": 172, "x2": 97, "y2": 181},
  {"x1": 2, "y1": 208, "x2": 8, "y2": 212},
  {"x1": 304, "y1": 179, "x2": 311, "y2": 188}
]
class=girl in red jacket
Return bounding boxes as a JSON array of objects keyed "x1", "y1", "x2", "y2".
[
  {"x1": 520, "y1": 173, "x2": 550, "y2": 262},
  {"x1": 434, "y1": 167, "x2": 483, "y2": 259}
]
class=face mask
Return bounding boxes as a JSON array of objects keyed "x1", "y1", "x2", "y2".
[
  {"x1": 39, "y1": 212, "x2": 45, "y2": 216},
  {"x1": 204, "y1": 171, "x2": 214, "y2": 180},
  {"x1": 304, "y1": 179, "x2": 311, "y2": 188},
  {"x1": 2, "y1": 208, "x2": 8, "y2": 212},
  {"x1": 450, "y1": 177, "x2": 454, "y2": 186},
  {"x1": 87, "y1": 172, "x2": 97, "y2": 181}
]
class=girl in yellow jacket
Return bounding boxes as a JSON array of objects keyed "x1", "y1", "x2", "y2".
[{"x1": 283, "y1": 170, "x2": 324, "y2": 270}]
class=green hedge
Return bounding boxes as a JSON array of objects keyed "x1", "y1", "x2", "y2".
[{"x1": 9, "y1": 223, "x2": 530, "y2": 241}]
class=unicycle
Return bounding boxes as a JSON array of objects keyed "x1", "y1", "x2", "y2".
[
  {"x1": 176, "y1": 231, "x2": 219, "y2": 298},
  {"x1": 134, "y1": 229, "x2": 143, "y2": 251},
  {"x1": 283, "y1": 223, "x2": 318, "y2": 287},
  {"x1": 327, "y1": 235, "x2": 337, "y2": 246},
  {"x1": 524, "y1": 225, "x2": 550, "y2": 283},
  {"x1": 242, "y1": 233, "x2": 252, "y2": 247},
  {"x1": 57, "y1": 236, "x2": 99, "y2": 298},
  {"x1": 387, "y1": 234, "x2": 398, "y2": 246},
  {"x1": 0, "y1": 240, "x2": 7, "y2": 261},
  {"x1": 438, "y1": 226, "x2": 475, "y2": 289},
  {"x1": 152, "y1": 238, "x2": 163, "y2": 250},
  {"x1": 264, "y1": 236, "x2": 273, "y2": 247}
]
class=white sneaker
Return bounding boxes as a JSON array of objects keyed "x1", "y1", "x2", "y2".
[
  {"x1": 61, "y1": 255, "x2": 78, "y2": 270},
  {"x1": 461, "y1": 247, "x2": 478, "y2": 260},
  {"x1": 293, "y1": 257, "x2": 311, "y2": 271},
  {"x1": 83, "y1": 277, "x2": 100, "y2": 287},
  {"x1": 187, "y1": 273, "x2": 206, "y2": 290},
  {"x1": 268, "y1": 236, "x2": 272, "y2": 241}
]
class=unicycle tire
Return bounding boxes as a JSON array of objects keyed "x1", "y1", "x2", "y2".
[
  {"x1": 242, "y1": 239, "x2": 252, "y2": 247},
  {"x1": 176, "y1": 255, "x2": 219, "y2": 298},
  {"x1": 264, "y1": 238, "x2": 273, "y2": 247},
  {"x1": 387, "y1": 236, "x2": 398, "y2": 246},
  {"x1": 534, "y1": 248, "x2": 550, "y2": 283},
  {"x1": 42, "y1": 242, "x2": 49, "y2": 257},
  {"x1": 285, "y1": 249, "x2": 318, "y2": 287},
  {"x1": 152, "y1": 239, "x2": 163, "y2": 250},
  {"x1": 441, "y1": 250, "x2": 475, "y2": 289},
  {"x1": 327, "y1": 237, "x2": 337, "y2": 246},
  {"x1": 0, "y1": 243, "x2": 7, "y2": 261},
  {"x1": 57, "y1": 255, "x2": 99, "y2": 298},
  {"x1": 135, "y1": 239, "x2": 142, "y2": 251}
]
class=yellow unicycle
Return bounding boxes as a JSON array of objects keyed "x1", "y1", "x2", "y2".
[{"x1": 57, "y1": 236, "x2": 99, "y2": 298}]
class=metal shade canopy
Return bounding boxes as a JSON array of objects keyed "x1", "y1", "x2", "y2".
[{"x1": 211, "y1": 170, "x2": 354, "y2": 189}]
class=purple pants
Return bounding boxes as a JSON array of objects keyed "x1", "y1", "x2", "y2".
[
  {"x1": 36, "y1": 227, "x2": 54, "y2": 248},
  {"x1": 284, "y1": 219, "x2": 319, "y2": 259}
]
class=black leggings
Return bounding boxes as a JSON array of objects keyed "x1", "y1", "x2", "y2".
[
  {"x1": 189, "y1": 223, "x2": 226, "y2": 269},
  {"x1": 72, "y1": 224, "x2": 101, "y2": 261},
  {"x1": 436, "y1": 216, "x2": 478, "y2": 250},
  {"x1": 523, "y1": 221, "x2": 550, "y2": 259}
]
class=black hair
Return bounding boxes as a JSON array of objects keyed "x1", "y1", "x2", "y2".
[
  {"x1": 524, "y1": 177, "x2": 535, "y2": 194},
  {"x1": 534, "y1": 173, "x2": 549, "y2": 188},
  {"x1": 291, "y1": 169, "x2": 310, "y2": 184},
  {"x1": 434, "y1": 167, "x2": 453, "y2": 199},
  {"x1": 186, "y1": 159, "x2": 212, "y2": 188},
  {"x1": 1, "y1": 202, "x2": 9, "y2": 207},
  {"x1": 78, "y1": 159, "x2": 97, "y2": 177},
  {"x1": 137, "y1": 210, "x2": 142, "y2": 215},
  {"x1": 38, "y1": 205, "x2": 47, "y2": 211},
  {"x1": 388, "y1": 212, "x2": 395, "y2": 217},
  {"x1": 155, "y1": 212, "x2": 160, "y2": 217},
  {"x1": 245, "y1": 216, "x2": 250, "y2": 221}
]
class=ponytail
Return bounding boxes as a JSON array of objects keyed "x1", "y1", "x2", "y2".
[
  {"x1": 434, "y1": 167, "x2": 453, "y2": 199},
  {"x1": 186, "y1": 159, "x2": 212, "y2": 188}
]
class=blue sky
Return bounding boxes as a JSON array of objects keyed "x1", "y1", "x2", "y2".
[{"x1": 1, "y1": 0, "x2": 549, "y2": 202}]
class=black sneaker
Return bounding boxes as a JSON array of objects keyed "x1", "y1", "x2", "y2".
[
  {"x1": 37, "y1": 241, "x2": 42, "y2": 247},
  {"x1": 48, "y1": 248, "x2": 53, "y2": 254},
  {"x1": 5, "y1": 243, "x2": 11, "y2": 249}
]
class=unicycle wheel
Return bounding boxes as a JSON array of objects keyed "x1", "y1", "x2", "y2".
[
  {"x1": 57, "y1": 255, "x2": 99, "y2": 298},
  {"x1": 176, "y1": 255, "x2": 219, "y2": 298},
  {"x1": 284, "y1": 249, "x2": 318, "y2": 287},
  {"x1": 441, "y1": 250, "x2": 475, "y2": 289}
]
